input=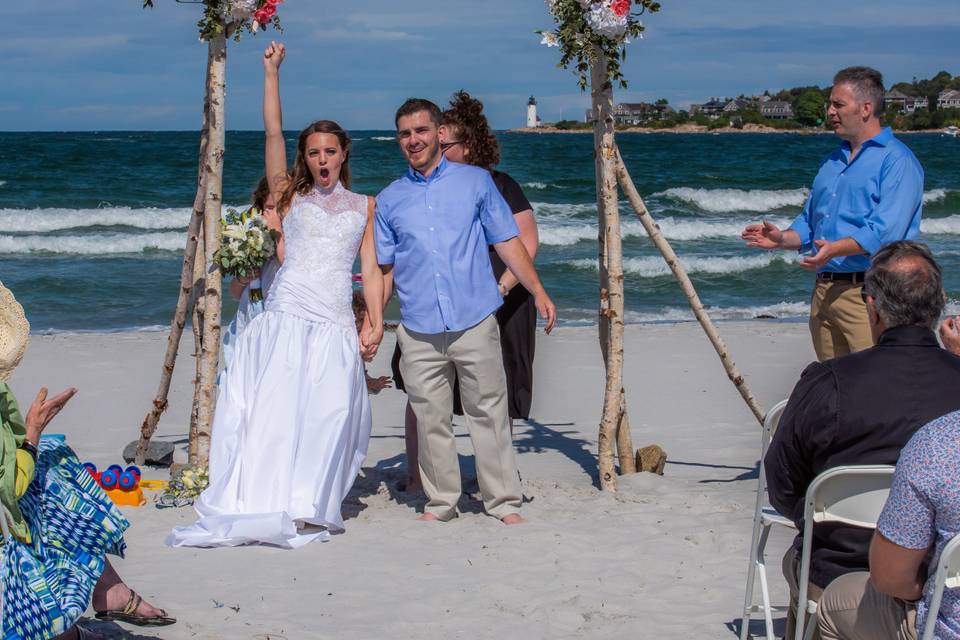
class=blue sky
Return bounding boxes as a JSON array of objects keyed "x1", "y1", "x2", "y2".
[{"x1": 3, "y1": 0, "x2": 958, "y2": 131}]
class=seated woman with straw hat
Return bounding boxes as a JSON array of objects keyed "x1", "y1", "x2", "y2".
[{"x1": 0, "y1": 282, "x2": 175, "y2": 640}]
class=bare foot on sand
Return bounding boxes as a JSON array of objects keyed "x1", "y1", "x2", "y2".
[
  {"x1": 501, "y1": 514, "x2": 526, "y2": 525},
  {"x1": 417, "y1": 513, "x2": 441, "y2": 522}
]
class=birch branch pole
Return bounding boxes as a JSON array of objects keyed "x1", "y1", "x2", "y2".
[
  {"x1": 613, "y1": 148, "x2": 765, "y2": 426},
  {"x1": 591, "y1": 51, "x2": 635, "y2": 491},
  {"x1": 194, "y1": 27, "x2": 229, "y2": 466}
]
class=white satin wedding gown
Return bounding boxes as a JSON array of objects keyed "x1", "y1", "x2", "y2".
[{"x1": 168, "y1": 183, "x2": 372, "y2": 548}]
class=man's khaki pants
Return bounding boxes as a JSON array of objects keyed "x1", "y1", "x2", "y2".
[
  {"x1": 397, "y1": 315, "x2": 522, "y2": 521},
  {"x1": 784, "y1": 547, "x2": 824, "y2": 640},
  {"x1": 809, "y1": 280, "x2": 873, "y2": 362},
  {"x1": 817, "y1": 572, "x2": 917, "y2": 640}
]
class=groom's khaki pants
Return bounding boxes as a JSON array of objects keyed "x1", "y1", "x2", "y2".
[{"x1": 397, "y1": 314, "x2": 522, "y2": 521}]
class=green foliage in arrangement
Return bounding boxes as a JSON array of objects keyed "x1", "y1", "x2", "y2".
[{"x1": 539, "y1": 0, "x2": 662, "y2": 90}]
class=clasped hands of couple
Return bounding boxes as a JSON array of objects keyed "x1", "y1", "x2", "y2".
[{"x1": 741, "y1": 220, "x2": 848, "y2": 270}]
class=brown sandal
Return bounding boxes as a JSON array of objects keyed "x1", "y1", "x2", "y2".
[{"x1": 94, "y1": 589, "x2": 176, "y2": 627}]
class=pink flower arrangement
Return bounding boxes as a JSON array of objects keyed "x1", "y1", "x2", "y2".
[
  {"x1": 610, "y1": 0, "x2": 631, "y2": 17},
  {"x1": 252, "y1": 0, "x2": 283, "y2": 28}
]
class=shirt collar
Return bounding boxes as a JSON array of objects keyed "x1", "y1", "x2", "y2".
[
  {"x1": 840, "y1": 126, "x2": 893, "y2": 155},
  {"x1": 876, "y1": 324, "x2": 939, "y2": 348},
  {"x1": 407, "y1": 155, "x2": 448, "y2": 184}
]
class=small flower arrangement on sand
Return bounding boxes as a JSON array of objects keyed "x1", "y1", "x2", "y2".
[
  {"x1": 158, "y1": 466, "x2": 210, "y2": 508},
  {"x1": 538, "y1": 0, "x2": 661, "y2": 88},
  {"x1": 215, "y1": 206, "x2": 277, "y2": 302}
]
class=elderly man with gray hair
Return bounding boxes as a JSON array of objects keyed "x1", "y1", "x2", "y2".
[
  {"x1": 764, "y1": 241, "x2": 960, "y2": 639},
  {"x1": 743, "y1": 67, "x2": 925, "y2": 361}
]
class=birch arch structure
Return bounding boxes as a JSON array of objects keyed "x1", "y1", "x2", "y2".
[
  {"x1": 541, "y1": 1, "x2": 765, "y2": 491},
  {"x1": 135, "y1": 0, "x2": 765, "y2": 492}
]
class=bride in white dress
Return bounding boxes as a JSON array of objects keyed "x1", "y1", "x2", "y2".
[{"x1": 167, "y1": 42, "x2": 384, "y2": 549}]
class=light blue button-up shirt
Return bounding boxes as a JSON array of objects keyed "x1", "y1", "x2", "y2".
[
  {"x1": 375, "y1": 156, "x2": 519, "y2": 334},
  {"x1": 789, "y1": 127, "x2": 924, "y2": 273}
]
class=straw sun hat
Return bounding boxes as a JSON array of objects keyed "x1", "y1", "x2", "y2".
[{"x1": 0, "y1": 281, "x2": 29, "y2": 381}]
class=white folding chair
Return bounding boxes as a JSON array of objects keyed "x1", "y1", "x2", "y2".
[
  {"x1": 741, "y1": 399, "x2": 795, "y2": 640},
  {"x1": 794, "y1": 465, "x2": 895, "y2": 640},
  {"x1": 921, "y1": 534, "x2": 960, "y2": 640}
]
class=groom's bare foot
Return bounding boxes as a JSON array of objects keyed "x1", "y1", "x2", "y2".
[
  {"x1": 417, "y1": 513, "x2": 441, "y2": 522},
  {"x1": 501, "y1": 513, "x2": 526, "y2": 525}
]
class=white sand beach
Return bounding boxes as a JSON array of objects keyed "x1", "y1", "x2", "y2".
[{"x1": 8, "y1": 320, "x2": 817, "y2": 639}]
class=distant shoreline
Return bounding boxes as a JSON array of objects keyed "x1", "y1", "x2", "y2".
[{"x1": 509, "y1": 124, "x2": 950, "y2": 135}]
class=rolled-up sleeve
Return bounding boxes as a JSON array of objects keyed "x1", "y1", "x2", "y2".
[
  {"x1": 374, "y1": 198, "x2": 396, "y2": 266},
  {"x1": 850, "y1": 153, "x2": 924, "y2": 256},
  {"x1": 478, "y1": 173, "x2": 519, "y2": 245},
  {"x1": 789, "y1": 196, "x2": 815, "y2": 254}
]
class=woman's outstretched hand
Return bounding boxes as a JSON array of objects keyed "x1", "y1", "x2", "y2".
[
  {"x1": 24, "y1": 387, "x2": 77, "y2": 443},
  {"x1": 263, "y1": 41, "x2": 285, "y2": 73}
]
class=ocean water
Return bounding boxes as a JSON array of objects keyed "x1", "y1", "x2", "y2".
[{"x1": 0, "y1": 130, "x2": 958, "y2": 331}]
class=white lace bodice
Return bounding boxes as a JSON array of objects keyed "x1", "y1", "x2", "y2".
[
  {"x1": 282, "y1": 183, "x2": 367, "y2": 273},
  {"x1": 265, "y1": 183, "x2": 368, "y2": 327}
]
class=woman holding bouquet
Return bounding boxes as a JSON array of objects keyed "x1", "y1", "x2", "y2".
[
  {"x1": 221, "y1": 177, "x2": 282, "y2": 370},
  {"x1": 168, "y1": 41, "x2": 383, "y2": 549}
]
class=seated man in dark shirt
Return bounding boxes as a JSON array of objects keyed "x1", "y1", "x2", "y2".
[{"x1": 764, "y1": 240, "x2": 960, "y2": 639}]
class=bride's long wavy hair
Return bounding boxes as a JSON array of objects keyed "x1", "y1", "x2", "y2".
[{"x1": 277, "y1": 120, "x2": 352, "y2": 214}]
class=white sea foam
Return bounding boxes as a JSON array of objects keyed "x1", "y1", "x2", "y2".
[
  {"x1": 0, "y1": 181, "x2": 6, "y2": 187},
  {"x1": 524, "y1": 182, "x2": 565, "y2": 190},
  {"x1": 0, "y1": 206, "x2": 190, "y2": 232},
  {"x1": 655, "y1": 187, "x2": 810, "y2": 213},
  {"x1": 921, "y1": 215, "x2": 960, "y2": 235},
  {"x1": 0, "y1": 232, "x2": 185, "y2": 255},
  {"x1": 0, "y1": 204, "x2": 254, "y2": 233},
  {"x1": 924, "y1": 188, "x2": 949, "y2": 204},
  {"x1": 561, "y1": 301, "x2": 812, "y2": 324},
  {"x1": 536, "y1": 213, "x2": 793, "y2": 246},
  {"x1": 370, "y1": 136, "x2": 395, "y2": 141},
  {"x1": 565, "y1": 253, "x2": 797, "y2": 278}
]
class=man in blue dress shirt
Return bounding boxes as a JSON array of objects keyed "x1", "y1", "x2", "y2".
[
  {"x1": 742, "y1": 67, "x2": 924, "y2": 361},
  {"x1": 376, "y1": 99, "x2": 556, "y2": 524}
]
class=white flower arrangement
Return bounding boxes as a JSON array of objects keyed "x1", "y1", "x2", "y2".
[
  {"x1": 158, "y1": 465, "x2": 210, "y2": 508},
  {"x1": 215, "y1": 206, "x2": 277, "y2": 302}
]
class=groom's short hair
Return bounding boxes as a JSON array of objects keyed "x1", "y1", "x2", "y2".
[{"x1": 395, "y1": 98, "x2": 442, "y2": 129}]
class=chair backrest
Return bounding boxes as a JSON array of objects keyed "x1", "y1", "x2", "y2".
[
  {"x1": 761, "y1": 399, "x2": 790, "y2": 457},
  {"x1": 922, "y1": 534, "x2": 960, "y2": 640},
  {"x1": 805, "y1": 465, "x2": 896, "y2": 528},
  {"x1": 794, "y1": 465, "x2": 895, "y2": 640}
]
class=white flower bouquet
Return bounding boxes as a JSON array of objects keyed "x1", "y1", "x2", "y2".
[
  {"x1": 157, "y1": 465, "x2": 210, "y2": 508},
  {"x1": 215, "y1": 206, "x2": 277, "y2": 302}
]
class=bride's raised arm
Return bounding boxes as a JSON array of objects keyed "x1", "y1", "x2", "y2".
[{"x1": 263, "y1": 41, "x2": 287, "y2": 204}]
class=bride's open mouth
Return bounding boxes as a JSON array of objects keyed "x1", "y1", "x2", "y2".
[{"x1": 319, "y1": 167, "x2": 330, "y2": 180}]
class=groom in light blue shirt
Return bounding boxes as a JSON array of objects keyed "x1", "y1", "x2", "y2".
[{"x1": 376, "y1": 98, "x2": 556, "y2": 524}]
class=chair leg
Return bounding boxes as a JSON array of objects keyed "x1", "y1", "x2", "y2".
[
  {"x1": 756, "y1": 524, "x2": 776, "y2": 640},
  {"x1": 741, "y1": 510, "x2": 767, "y2": 640}
]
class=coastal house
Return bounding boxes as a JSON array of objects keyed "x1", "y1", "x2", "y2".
[
  {"x1": 691, "y1": 98, "x2": 726, "y2": 119},
  {"x1": 723, "y1": 98, "x2": 756, "y2": 113},
  {"x1": 613, "y1": 102, "x2": 674, "y2": 125},
  {"x1": 885, "y1": 89, "x2": 929, "y2": 114},
  {"x1": 938, "y1": 89, "x2": 960, "y2": 110},
  {"x1": 759, "y1": 101, "x2": 794, "y2": 120}
]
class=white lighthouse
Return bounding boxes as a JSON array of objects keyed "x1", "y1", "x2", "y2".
[{"x1": 526, "y1": 96, "x2": 540, "y2": 128}]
